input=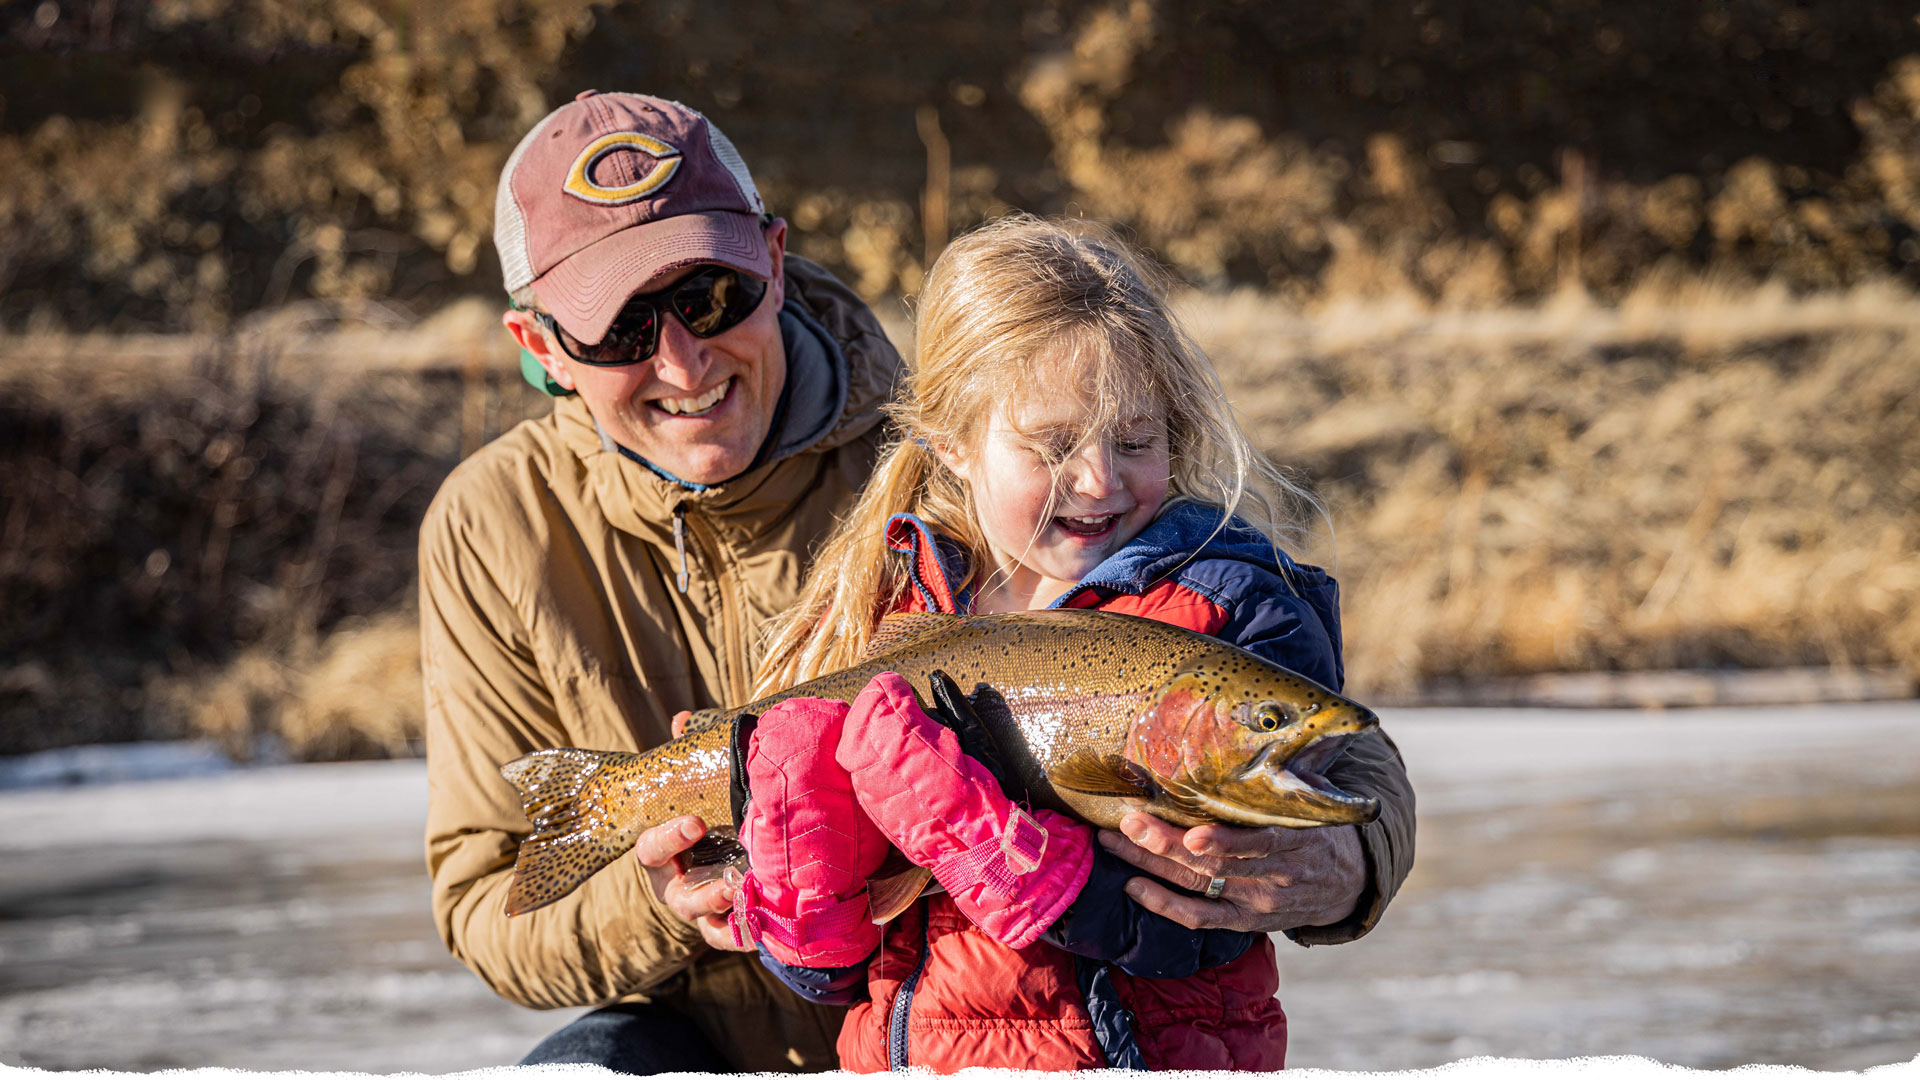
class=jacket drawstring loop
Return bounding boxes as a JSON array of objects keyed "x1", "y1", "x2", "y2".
[{"x1": 672, "y1": 502, "x2": 691, "y2": 594}]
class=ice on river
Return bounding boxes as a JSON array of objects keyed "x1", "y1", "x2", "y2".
[{"x1": 2, "y1": 704, "x2": 1918, "y2": 1072}]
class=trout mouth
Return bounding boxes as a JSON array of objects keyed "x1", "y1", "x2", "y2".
[
  {"x1": 1227, "y1": 732, "x2": 1379, "y2": 826},
  {"x1": 1285, "y1": 730, "x2": 1356, "y2": 786}
]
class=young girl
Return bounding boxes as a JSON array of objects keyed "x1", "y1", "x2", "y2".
[{"x1": 727, "y1": 216, "x2": 1404, "y2": 1071}]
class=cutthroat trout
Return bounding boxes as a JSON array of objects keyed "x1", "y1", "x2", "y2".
[{"x1": 500, "y1": 609, "x2": 1381, "y2": 917}]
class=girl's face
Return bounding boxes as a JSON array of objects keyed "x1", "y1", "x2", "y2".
[{"x1": 945, "y1": 368, "x2": 1171, "y2": 611}]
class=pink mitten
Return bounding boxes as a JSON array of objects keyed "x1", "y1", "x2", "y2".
[
  {"x1": 838, "y1": 672, "x2": 1094, "y2": 950},
  {"x1": 728, "y1": 696, "x2": 890, "y2": 967}
]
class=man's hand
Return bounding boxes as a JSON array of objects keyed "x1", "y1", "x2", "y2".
[
  {"x1": 633, "y1": 815, "x2": 751, "y2": 952},
  {"x1": 1098, "y1": 812, "x2": 1364, "y2": 934}
]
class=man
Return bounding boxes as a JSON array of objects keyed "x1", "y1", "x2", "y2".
[
  {"x1": 420, "y1": 91, "x2": 901, "y2": 1071},
  {"x1": 422, "y1": 90, "x2": 1414, "y2": 1074}
]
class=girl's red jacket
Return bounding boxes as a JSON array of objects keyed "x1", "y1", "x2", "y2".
[{"x1": 834, "y1": 504, "x2": 1417, "y2": 1072}]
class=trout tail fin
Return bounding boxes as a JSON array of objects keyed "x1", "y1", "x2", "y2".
[{"x1": 499, "y1": 747, "x2": 643, "y2": 916}]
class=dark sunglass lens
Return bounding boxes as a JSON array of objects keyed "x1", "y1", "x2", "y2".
[
  {"x1": 678, "y1": 269, "x2": 766, "y2": 337},
  {"x1": 672, "y1": 270, "x2": 726, "y2": 335},
  {"x1": 584, "y1": 301, "x2": 658, "y2": 364},
  {"x1": 551, "y1": 319, "x2": 597, "y2": 362}
]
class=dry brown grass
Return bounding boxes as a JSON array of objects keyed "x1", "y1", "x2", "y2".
[
  {"x1": 1191, "y1": 281, "x2": 1920, "y2": 697},
  {"x1": 5, "y1": 280, "x2": 1915, "y2": 760},
  {"x1": 177, "y1": 608, "x2": 424, "y2": 760},
  {"x1": 1015, "y1": 5, "x2": 1920, "y2": 306},
  {"x1": 9, "y1": 1, "x2": 1920, "y2": 331}
]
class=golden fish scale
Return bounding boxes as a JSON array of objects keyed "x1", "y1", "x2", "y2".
[{"x1": 590, "y1": 611, "x2": 1226, "y2": 836}]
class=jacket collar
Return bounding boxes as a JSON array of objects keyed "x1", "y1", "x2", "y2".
[
  {"x1": 905, "y1": 500, "x2": 1340, "y2": 637},
  {"x1": 1047, "y1": 501, "x2": 1342, "y2": 635},
  {"x1": 1052, "y1": 502, "x2": 1284, "y2": 601}
]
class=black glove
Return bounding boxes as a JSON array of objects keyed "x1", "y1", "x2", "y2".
[{"x1": 922, "y1": 669, "x2": 1031, "y2": 805}]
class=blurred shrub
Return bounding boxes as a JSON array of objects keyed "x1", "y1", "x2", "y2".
[
  {"x1": 5, "y1": 0, "x2": 1920, "y2": 329},
  {"x1": 181, "y1": 607, "x2": 424, "y2": 760},
  {"x1": 0, "y1": 345, "x2": 538, "y2": 756},
  {"x1": 0, "y1": 0, "x2": 594, "y2": 330},
  {"x1": 1021, "y1": 1, "x2": 1920, "y2": 301}
]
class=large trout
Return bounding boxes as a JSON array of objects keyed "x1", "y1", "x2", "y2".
[{"x1": 500, "y1": 609, "x2": 1382, "y2": 917}]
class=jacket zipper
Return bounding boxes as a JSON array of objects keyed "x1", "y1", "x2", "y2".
[
  {"x1": 673, "y1": 500, "x2": 752, "y2": 706},
  {"x1": 887, "y1": 919, "x2": 930, "y2": 1070}
]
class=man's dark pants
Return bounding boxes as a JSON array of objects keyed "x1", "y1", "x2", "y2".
[{"x1": 519, "y1": 1002, "x2": 731, "y2": 1073}]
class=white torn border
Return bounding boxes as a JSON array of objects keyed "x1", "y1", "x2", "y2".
[{"x1": 2, "y1": 1058, "x2": 1918, "y2": 1079}]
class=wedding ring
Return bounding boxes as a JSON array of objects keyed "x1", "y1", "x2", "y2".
[{"x1": 1204, "y1": 876, "x2": 1228, "y2": 900}]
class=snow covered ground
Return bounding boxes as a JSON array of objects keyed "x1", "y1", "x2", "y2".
[{"x1": 1, "y1": 703, "x2": 1917, "y2": 1072}]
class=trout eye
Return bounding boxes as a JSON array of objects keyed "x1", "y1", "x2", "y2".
[{"x1": 1251, "y1": 703, "x2": 1287, "y2": 732}]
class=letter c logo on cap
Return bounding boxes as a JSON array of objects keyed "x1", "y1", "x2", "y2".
[{"x1": 564, "y1": 132, "x2": 682, "y2": 206}]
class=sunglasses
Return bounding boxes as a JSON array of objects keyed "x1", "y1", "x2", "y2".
[{"x1": 536, "y1": 266, "x2": 769, "y2": 367}]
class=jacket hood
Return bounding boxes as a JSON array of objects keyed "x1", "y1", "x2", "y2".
[{"x1": 764, "y1": 252, "x2": 902, "y2": 458}]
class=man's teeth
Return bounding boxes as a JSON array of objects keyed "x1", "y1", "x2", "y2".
[{"x1": 655, "y1": 379, "x2": 730, "y2": 416}]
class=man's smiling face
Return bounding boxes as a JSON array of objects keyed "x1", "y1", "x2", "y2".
[{"x1": 514, "y1": 220, "x2": 790, "y2": 486}]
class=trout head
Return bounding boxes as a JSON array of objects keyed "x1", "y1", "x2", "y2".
[{"x1": 1126, "y1": 653, "x2": 1382, "y2": 829}]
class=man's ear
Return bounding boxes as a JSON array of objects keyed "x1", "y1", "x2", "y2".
[
  {"x1": 763, "y1": 217, "x2": 789, "y2": 305},
  {"x1": 502, "y1": 309, "x2": 576, "y2": 391}
]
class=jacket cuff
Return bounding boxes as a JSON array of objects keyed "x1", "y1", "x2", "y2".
[
  {"x1": 754, "y1": 946, "x2": 872, "y2": 1006},
  {"x1": 1283, "y1": 820, "x2": 1388, "y2": 947},
  {"x1": 1043, "y1": 846, "x2": 1256, "y2": 978}
]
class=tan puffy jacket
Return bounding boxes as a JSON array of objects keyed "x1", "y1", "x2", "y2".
[{"x1": 419, "y1": 256, "x2": 901, "y2": 1071}]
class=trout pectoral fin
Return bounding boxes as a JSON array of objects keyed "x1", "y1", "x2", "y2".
[
  {"x1": 1048, "y1": 749, "x2": 1152, "y2": 798},
  {"x1": 499, "y1": 747, "x2": 644, "y2": 917},
  {"x1": 1153, "y1": 775, "x2": 1220, "y2": 826},
  {"x1": 866, "y1": 865, "x2": 934, "y2": 925},
  {"x1": 680, "y1": 831, "x2": 746, "y2": 886}
]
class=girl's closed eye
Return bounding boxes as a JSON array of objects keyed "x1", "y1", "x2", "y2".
[
  {"x1": 1027, "y1": 437, "x2": 1074, "y2": 467},
  {"x1": 1023, "y1": 421, "x2": 1159, "y2": 465}
]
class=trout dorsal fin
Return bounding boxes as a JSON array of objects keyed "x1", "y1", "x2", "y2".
[
  {"x1": 678, "y1": 707, "x2": 730, "y2": 736},
  {"x1": 1048, "y1": 749, "x2": 1153, "y2": 798},
  {"x1": 861, "y1": 612, "x2": 959, "y2": 661}
]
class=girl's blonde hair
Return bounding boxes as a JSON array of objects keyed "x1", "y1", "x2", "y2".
[{"x1": 753, "y1": 214, "x2": 1320, "y2": 694}]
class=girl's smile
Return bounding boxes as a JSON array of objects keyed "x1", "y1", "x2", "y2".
[{"x1": 1054, "y1": 513, "x2": 1122, "y2": 541}]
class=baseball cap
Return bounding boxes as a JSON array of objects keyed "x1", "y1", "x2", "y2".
[{"x1": 494, "y1": 90, "x2": 770, "y2": 345}]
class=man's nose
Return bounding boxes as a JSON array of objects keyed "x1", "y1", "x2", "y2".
[{"x1": 650, "y1": 316, "x2": 713, "y2": 390}]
